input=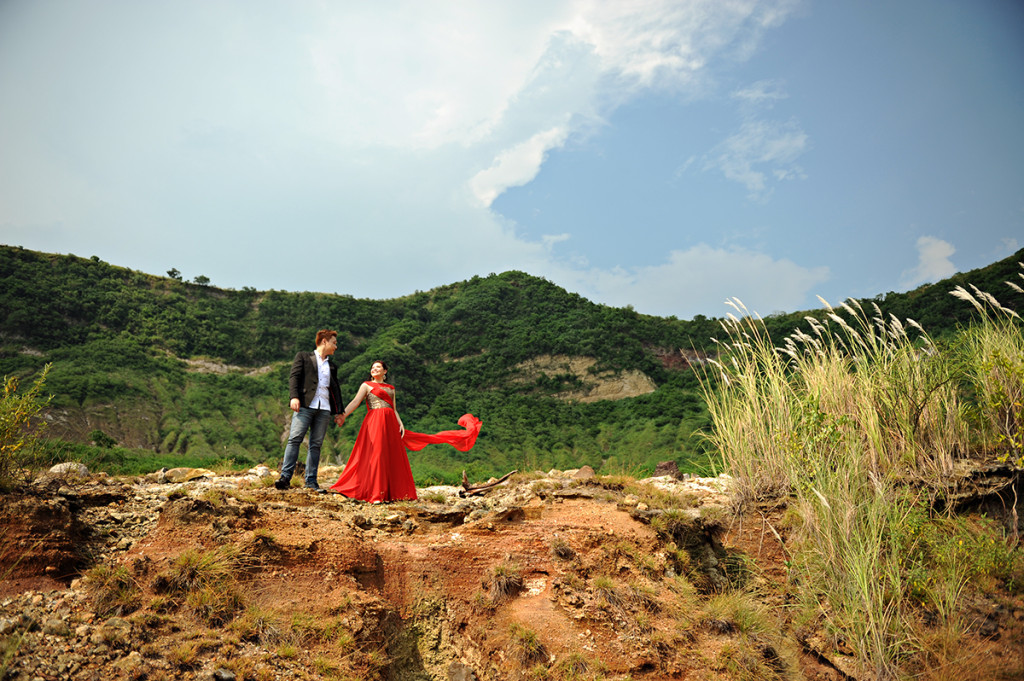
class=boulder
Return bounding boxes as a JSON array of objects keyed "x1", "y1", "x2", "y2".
[
  {"x1": 572, "y1": 465, "x2": 596, "y2": 480},
  {"x1": 48, "y1": 462, "x2": 89, "y2": 477}
]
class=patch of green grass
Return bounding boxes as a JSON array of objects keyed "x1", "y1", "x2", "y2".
[{"x1": 702, "y1": 590, "x2": 772, "y2": 637}]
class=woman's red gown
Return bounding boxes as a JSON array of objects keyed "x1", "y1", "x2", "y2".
[{"x1": 330, "y1": 382, "x2": 481, "y2": 503}]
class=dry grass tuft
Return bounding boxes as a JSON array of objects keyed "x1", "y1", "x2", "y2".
[
  {"x1": 488, "y1": 559, "x2": 525, "y2": 605},
  {"x1": 85, "y1": 564, "x2": 142, "y2": 617},
  {"x1": 509, "y1": 621, "x2": 548, "y2": 665},
  {"x1": 550, "y1": 536, "x2": 575, "y2": 561}
]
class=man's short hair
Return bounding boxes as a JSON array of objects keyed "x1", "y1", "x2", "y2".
[{"x1": 316, "y1": 329, "x2": 338, "y2": 346}]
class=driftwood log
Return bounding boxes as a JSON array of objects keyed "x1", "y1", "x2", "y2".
[{"x1": 460, "y1": 470, "x2": 518, "y2": 497}]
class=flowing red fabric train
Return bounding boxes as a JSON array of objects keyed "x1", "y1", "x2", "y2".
[{"x1": 402, "y1": 413, "x2": 482, "y2": 452}]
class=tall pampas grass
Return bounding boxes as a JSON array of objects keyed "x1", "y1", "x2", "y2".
[{"x1": 696, "y1": 267, "x2": 1024, "y2": 678}]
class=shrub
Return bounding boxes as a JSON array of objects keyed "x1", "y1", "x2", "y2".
[
  {"x1": 0, "y1": 365, "x2": 51, "y2": 488},
  {"x1": 88, "y1": 429, "x2": 117, "y2": 448}
]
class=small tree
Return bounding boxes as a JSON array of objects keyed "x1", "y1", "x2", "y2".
[
  {"x1": 193, "y1": 275, "x2": 210, "y2": 286},
  {"x1": 0, "y1": 365, "x2": 52, "y2": 489},
  {"x1": 167, "y1": 268, "x2": 182, "y2": 281}
]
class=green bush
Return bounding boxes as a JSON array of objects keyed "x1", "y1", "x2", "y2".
[{"x1": 0, "y1": 365, "x2": 51, "y2": 488}]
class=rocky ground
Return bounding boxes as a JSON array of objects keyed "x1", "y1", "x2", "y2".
[{"x1": 1, "y1": 463, "x2": 1022, "y2": 681}]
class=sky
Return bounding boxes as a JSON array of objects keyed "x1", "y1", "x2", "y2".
[{"x1": 1, "y1": 0, "x2": 1022, "y2": 320}]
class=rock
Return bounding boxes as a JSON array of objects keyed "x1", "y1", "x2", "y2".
[
  {"x1": 97, "y1": 616, "x2": 132, "y2": 647},
  {"x1": 42, "y1": 618, "x2": 70, "y2": 636},
  {"x1": 164, "y1": 467, "x2": 216, "y2": 483},
  {"x1": 49, "y1": 461, "x2": 90, "y2": 477},
  {"x1": 448, "y1": 661, "x2": 479, "y2": 681},
  {"x1": 213, "y1": 668, "x2": 238, "y2": 681},
  {"x1": 0, "y1": 617, "x2": 16, "y2": 636},
  {"x1": 248, "y1": 465, "x2": 273, "y2": 478},
  {"x1": 572, "y1": 465, "x2": 596, "y2": 480},
  {"x1": 551, "y1": 488, "x2": 596, "y2": 500},
  {"x1": 653, "y1": 460, "x2": 681, "y2": 479},
  {"x1": 114, "y1": 651, "x2": 145, "y2": 673}
]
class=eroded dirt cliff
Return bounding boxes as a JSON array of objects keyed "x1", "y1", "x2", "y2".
[{"x1": 1, "y1": 466, "x2": 1021, "y2": 681}]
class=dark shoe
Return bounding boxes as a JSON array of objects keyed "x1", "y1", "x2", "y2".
[
  {"x1": 304, "y1": 484, "x2": 327, "y2": 494},
  {"x1": 274, "y1": 477, "x2": 291, "y2": 490}
]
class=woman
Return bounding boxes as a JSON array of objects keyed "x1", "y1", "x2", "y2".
[{"x1": 330, "y1": 360, "x2": 481, "y2": 503}]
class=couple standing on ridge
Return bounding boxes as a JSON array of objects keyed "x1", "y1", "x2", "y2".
[{"x1": 275, "y1": 329, "x2": 481, "y2": 503}]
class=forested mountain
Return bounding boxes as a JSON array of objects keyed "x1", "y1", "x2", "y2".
[{"x1": 1, "y1": 244, "x2": 1021, "y2": 483}]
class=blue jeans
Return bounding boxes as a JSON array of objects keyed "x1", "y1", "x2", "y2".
[{"x1": 280, "y1": 407, "x2": 332, "y2": 486}]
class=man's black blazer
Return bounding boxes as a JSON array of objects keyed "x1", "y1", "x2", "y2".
[{"x1": 288, "y1": 352, "x2": 343, "y2": 414}]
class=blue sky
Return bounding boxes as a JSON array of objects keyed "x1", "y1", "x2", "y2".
[{"x1": 1, "y1": 0, "x2": 1021, "y2": 320}]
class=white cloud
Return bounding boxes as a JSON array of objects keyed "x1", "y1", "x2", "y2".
[
  {"x1": 900, "y1": 236, "x2": 957, "y2": 288},
  {"x1": 732, "y1": 79, "x2": 787, "y2": 106},
  {"x1": 469, "y1": 127, "x2": 570, "y2": 206},
  {"x1": 704, "y1": 119, "x2": 807, "y2": 196},
  {"x1": 0, "y1": 0, "x2": 809, "y2": 315},
  {"x1": 542, "y1": 233, "x2": 572, "y2": 248},
  {"x1": 547, "y1": 244, "x2": 830, "y2": 318}
]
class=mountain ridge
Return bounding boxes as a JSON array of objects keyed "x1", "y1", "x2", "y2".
[{"x1": 1, "y1": 244, "x2": 1022, "y2": 483}]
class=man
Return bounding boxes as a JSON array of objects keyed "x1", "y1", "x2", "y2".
[{"x1": 275, "y1": 329, "x2": 346, "y2": 492}]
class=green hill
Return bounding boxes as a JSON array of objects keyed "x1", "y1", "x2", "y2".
[{"x1": 1, "y1": 244, "x2": 1021, "y2": 482}]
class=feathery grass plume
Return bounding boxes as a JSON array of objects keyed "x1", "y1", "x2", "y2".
[
  {"x1": 698, "y1": 300, "x2": 796, "y2": 507},
  {"x1": 696, "y1": 291, "x2": 985, "y2": 676},
  {"x1": 952, "y1": 264, "x2": 1024, "y2": 467}
]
